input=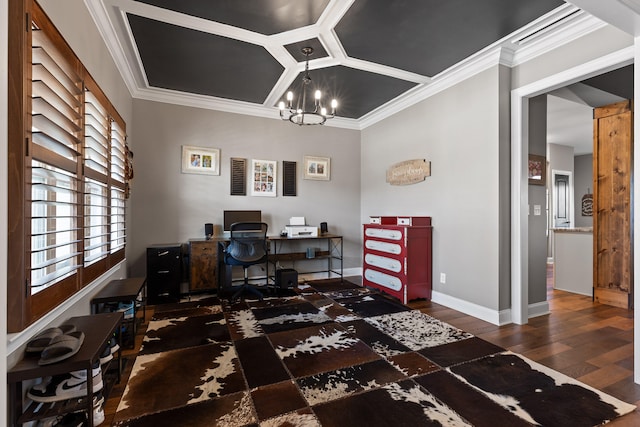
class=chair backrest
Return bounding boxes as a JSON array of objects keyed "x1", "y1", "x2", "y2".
[{"x1": 226, "y1": 222, "x2": 268, "y2": 263}]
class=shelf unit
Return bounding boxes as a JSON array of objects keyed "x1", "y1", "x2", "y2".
[
  {"x1": 91, "y1": 277, "x2": 146, "y2": 348},
  {"x1": 268, "y1": 233, "x2": 343, "y2": 280},
  {"x1": 8, "y1": 312, "x2": 123, "y2": 426}
]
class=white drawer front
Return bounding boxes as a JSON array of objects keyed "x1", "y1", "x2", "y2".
[
  {"x1": 364, "y1": 269, "x2": 403, "y2": 291},
  {"x1": 365, "y1": 253, "x2": 402, "y2": 273},
  {"x1": 365, "y1": 239, "x2": 402, "y2": 255},
  {"x1": 365, "y1": 228, "x2": 403, "y2": 240}
]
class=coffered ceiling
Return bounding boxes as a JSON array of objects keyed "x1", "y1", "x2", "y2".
[{"x1": 87, "y1": 0, "x2": 604, "y2": 129}]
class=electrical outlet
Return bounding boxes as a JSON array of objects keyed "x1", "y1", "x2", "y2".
[{"x1": 440, "y1": 273, "x2": 446, "y2": 284}]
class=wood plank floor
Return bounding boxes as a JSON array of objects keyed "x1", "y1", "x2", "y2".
[{"x1": 104, "y1": 268, "x2": 639, "y2": 425}]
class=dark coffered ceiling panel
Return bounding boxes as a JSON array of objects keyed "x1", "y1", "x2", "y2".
[
  {"x1": 134, "y1": 0, "x2": 330, "y2": 35},
  {"x1": 128, "y1": 14, "x2": 284, "y2": 103},
  {"x1": 89, "y1": 0, "x2": 581, "y2": 127},
  {"x1": 335, "y1": 0, "x2": 565, "y2": 76}
]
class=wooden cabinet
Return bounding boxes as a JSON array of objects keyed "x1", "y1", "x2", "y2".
[
  {"x1": 189, "y1": 239, "x2": 219, "y2": 292},
  {"x1": 363, "y1": 216, "x2": 432, "y2": 304},
  {"x1": 593, "y1": 100, "x2": 633, "y2": 309},
  {"x1": 146, "y1": 245, "x2": 181, "y2": 304}
]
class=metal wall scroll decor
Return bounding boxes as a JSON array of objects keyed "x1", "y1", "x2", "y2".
[
  {"x1": 582, "y1": 192, "x2": 593, "y2": 216},
  {"x1": 386, "y1": 159, "x2": 431, "y2": 185}
]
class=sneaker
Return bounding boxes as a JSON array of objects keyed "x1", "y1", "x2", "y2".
[
  {"x1": 99, "y1": 343, "x2": 113, "y2": 365},
  {"x1": 108, "y1": 336, "x2": 120, "y2": 354},
  {"x1": 92, "y1": 393, "x2": 105, "y2": 426},
  {"x1": 28, "y1": 364, "x2": 103, "y2": 403},
  {"x1": 117, "y1": 302, "x2": 134, "y2": 319}
]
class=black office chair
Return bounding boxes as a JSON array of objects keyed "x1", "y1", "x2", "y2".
[{"x1": 223, "y1": 222, "x2": 269, "y2": 301}]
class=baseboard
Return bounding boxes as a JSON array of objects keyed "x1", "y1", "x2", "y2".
[
  {"x1": 431, "y1": 291, "x2": 503, "y2": 325},
  {"x1": 528, "y1": 300, "x2": 551, "y2": 318},
  {"x1": 431, "y1": 290, "x2": 550, "y2": 326}
]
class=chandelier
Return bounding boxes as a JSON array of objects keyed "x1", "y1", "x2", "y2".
[{"x1": 278, "y1": 47, "x2": 337, "y2": 125}]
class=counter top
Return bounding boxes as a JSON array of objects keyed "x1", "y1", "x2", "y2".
[{"x1": 552, "y1": 227, "x2": 593, "y2": 233}]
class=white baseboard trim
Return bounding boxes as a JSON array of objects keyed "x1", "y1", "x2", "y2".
[
  {"x1": 528, "y1": 300, "x2": 551, "y2": 318},
  {"x1": 431, "y1": 290, "x2": 550, "y2": 326},
  {"x1": 431, "y1": 290, "x2": 502, "y2": 325}
]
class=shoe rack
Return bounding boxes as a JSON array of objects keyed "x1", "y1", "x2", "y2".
[{"x1": 8, "y1": 312, "x2": 123, "y2": 426}]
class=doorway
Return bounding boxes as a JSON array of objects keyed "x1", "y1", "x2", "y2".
[
  {"x1": 552, "y1": 170, "x2": 573, "y2": 229},
  {"x1": 510, "y1": 47, "x2": 634, "y2": 326}
]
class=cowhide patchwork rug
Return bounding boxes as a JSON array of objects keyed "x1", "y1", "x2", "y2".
[{"x1": 113, "y1": 279, "x2": 635, "y2": 426}]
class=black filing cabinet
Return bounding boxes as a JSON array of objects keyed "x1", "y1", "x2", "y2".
[{"x1": 146, "y1": 244, "x2": 181, "y2": 304}]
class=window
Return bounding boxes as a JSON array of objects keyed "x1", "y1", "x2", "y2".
[{"x1": 8, "y1": 0, "x2": 128, "y2": 331}]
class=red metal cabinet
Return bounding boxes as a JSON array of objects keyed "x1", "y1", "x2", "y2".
[{"x1": 363, "y1": 217, "x2": 432, "y2": 303}]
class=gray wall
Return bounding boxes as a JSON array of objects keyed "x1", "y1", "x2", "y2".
[
  {"x1": 574, "y1": 154, "x2": 594, "y2": 228},
  {"x1": 528, "y1": 95, "x2": 548, "y2": 305},
  {"x1": 129, "y1": 99, "x2": 361, "y2": 278},
  {"x1": 361, "y1": 67, "x2": 506, "y2": 312}
]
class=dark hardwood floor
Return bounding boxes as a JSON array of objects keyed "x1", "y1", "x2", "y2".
[{"x1": 104, "y1": 267, "x2": 639, "y2": 425}]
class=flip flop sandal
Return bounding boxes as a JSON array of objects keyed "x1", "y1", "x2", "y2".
[
  {"x1": 26, "y1": 324, "x2": 76, "y2": 353},
  {"x1": 38, "y1": 331, "x2": 85, "y2": 365}
]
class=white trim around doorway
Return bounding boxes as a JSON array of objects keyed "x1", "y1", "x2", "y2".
[{"x1": 510, "y1": 46, "x2": 634, "y2": 325}]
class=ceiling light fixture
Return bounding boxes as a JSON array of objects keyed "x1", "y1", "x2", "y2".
[{"x1": 278, "y1": 47, "x2": 337, "y2": 125}]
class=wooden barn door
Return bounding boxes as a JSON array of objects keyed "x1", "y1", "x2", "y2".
[{"x1": 593, "y1": 100, "x2": 633, "y2": 309}]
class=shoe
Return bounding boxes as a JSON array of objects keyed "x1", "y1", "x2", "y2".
[
  {"x1": 108, "y1": 336, "x2": 120, "y2": 354},
  {"x1": 26, "y1": 324, "x2": 76, "y2": 353},
  {"x1": 99, "y1": 343, "x2": 113, "y2": 365},
  {"x1": 117, "y1": 302, "x2": 134, "y2": 319},
  {"x1": 92, "y1": 393, "x2": 105, "y2": 426},
  {"x1": 28, "y1": 364, "x2": 103, "y2": 403},
  {"x1": 38, "y1": 331, "x2": 85, "y2": 366}
]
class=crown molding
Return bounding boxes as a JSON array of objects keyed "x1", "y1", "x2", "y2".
[
  {"x1": 133, "y1": 86, "x2": 361, "y2": 130},
  {"x1": 86, "y1": 1, "x2": 613, "y2": 131}
]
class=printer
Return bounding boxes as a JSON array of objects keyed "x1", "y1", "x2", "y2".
[{"x1": 285, "y1": 216, "x2": 318, "y2": 238}]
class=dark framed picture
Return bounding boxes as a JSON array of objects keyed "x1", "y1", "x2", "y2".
[{"x1": 528, "y1": 154, "x2": 546, "y2": 186}]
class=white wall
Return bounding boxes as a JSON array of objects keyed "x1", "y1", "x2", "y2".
[
  {"x1": 128, "y1": 99, "x2": 362, "y2": 279},
  {"x1": 361, "y1": 67, "x2": 504, "y2": 315}
]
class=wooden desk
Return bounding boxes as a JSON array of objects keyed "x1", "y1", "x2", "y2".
[
  {"x1": 190, "y1": 234, "x2": 344, "y2": 293},
  {"x1": 8, "y1": 312, "x2": 123, "y2": 426}
]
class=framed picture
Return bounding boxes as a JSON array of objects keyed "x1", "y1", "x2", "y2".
[
  {"x1": 528, "y1": 154, "x2": 546, "y2": 186},
  {"x1": 182, "y1": 145, "x2": 220, "y2": 175},
  {"x1": 251, "y1": 159, "x2": 277, "y2": 197},
  {"x1": 303, "y1": 155, "x2": 330, "y2": 181}
]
